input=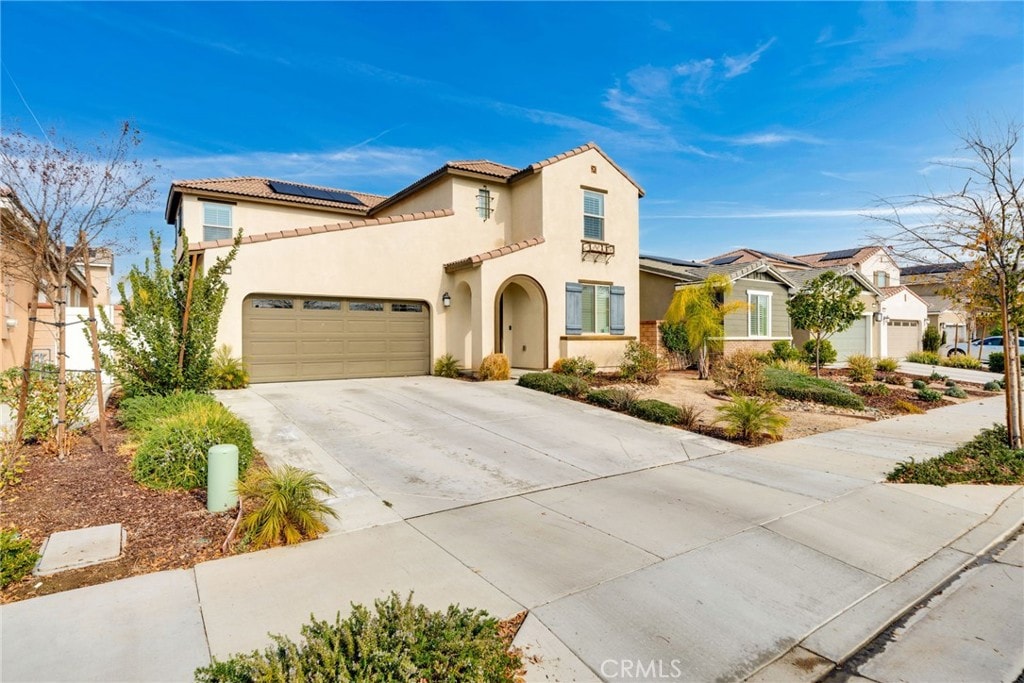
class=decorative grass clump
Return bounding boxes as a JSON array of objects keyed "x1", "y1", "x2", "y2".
[
  {"x1": 715, "y1": 395, "x2": 788, "y2": 443},
  {"x1": 585, "y1": 387, "x2": 638, "y2": 411},
  {"x1": 195, "y1": 592, "x2": 523, "y2": 683},
  {"x1": 906, "y1": 351, "x2": 941, "y2": 365},
  {"x1": 237, "y1": 466, "x2": 338, "y2": 548},
  {"x1": 478, "y1": 353, "x2": 511, "y2": 381},
  {"x1": 517, "y1": 372, "x2": 588, "y2": 397},
  {"x1": 860, "y1": 382, "x2": 891, "y2": 397},
  {"x1": 131, "y1": 401, "x2": 254, "y2": 490},
  {"x1": 875, "y1": 357, "x2": 899, "y2": 373},
  {"x1": 893, "y1": 399, "x2": 925, "y2": 414},
  {"x1": 763, "y1": 367, "x2": 864, "y2": 410},
  {"x1": 210, "y1": 345, "x2": 249, "y2": 390},
  {"x1": 627, "y1": 399, "x2": 682, "y2": 425},
  {"x1": 846, "y1": 354, "x2": 876, "y2": 383},
  {"x1": 887, "y1": 424, "x2": 1024, "y2": 486},
  {"x1": 940, "y1": 354, "x2": 983, "y2": 370},
  {"x1": 118, "y1": 391, "x2": 216, "y2": 433},
  {"x1": 433, "y1": 353, "x2": 461, "y2": 378}
]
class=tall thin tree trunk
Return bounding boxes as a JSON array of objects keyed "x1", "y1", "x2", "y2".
[
  {"x1": 56, "y1": 257, "x2": 68, "y2": 457},
  {"x1": 14, "y1": 221, "x2": 48, "y2": 443},
  {"x1": 80, "y1": 234, "x2": 107, "y2": 452},
  {"x1": 998, "y1": 275, "x2": 1021, "y2": 448}
]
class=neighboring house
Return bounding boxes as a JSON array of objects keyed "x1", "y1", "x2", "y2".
[
  {"x1": 639, "y1": 255, "x2": 795, "y2": 355},
  {"x1": 784, "y1": 266, "x2": 883, "y2": 360},
  {"x1": 701, "y1": 248, "x2": 812, "y2": 271},
  {"x1": 900, "y1": 263, "x2": 969, "y2": 344},
  {"x1": 795, "y1": 246, "x2": 928, "y2": 359},
  {"x1": 165, "y1": 143, "x2": 643, "y2": 382}
]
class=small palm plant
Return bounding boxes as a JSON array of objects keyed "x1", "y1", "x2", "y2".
[
  {"x1": 715, "y1": 395, "x2": 788, "y2": 443},
  {"x1": 236, "y1": 466, "x2": 339, "y2": 548}
]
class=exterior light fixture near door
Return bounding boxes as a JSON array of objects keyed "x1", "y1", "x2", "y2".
[{"x1": 442, "y1": 292, "x2": 451, "y2": 308}]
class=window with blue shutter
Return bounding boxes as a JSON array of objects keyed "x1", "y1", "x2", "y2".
[
  {"x1": 610, "y1": 286, "x2": 625, "y2": 335},
  {"x1": 565, "y1": 282, "x2": 583, "y2": 335}
]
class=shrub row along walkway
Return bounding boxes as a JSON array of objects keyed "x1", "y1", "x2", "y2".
[{"x1": 1, "y1": 379, "x2": 1021, "y2": 682}]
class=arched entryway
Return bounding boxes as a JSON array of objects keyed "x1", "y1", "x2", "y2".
[{"x1": 495, "y1": 275, "x2": 547, "y2": 370}]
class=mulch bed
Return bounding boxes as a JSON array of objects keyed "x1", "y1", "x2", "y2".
[{"x1": 1, "y1": 412, "x2": 259, "y2": 603}]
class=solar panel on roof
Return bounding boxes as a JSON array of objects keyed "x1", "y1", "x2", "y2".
[
  {"x1": 820, "y1": 248, "x2": 861, "y2": 261},
  {"x1": 709, "y1": 255, "x2": 742, "y2": 265},
  {"x1": 268, "y1": 180, "x2": 364, "y2": 206}
]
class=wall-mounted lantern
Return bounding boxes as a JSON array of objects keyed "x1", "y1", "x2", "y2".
[{"x1": 442, "y1": 292, "x2": 451, "y2": 308}]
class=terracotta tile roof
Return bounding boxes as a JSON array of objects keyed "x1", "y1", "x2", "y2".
[
  {"x1": 187, "y1": 208, "x2": 454, "y2": 252},
  {"x1": 445, "y1": 161, "x2": 519, "y2": 178},
  {"x1": 444, "y1": 237, "x2": 546, "y2": 273},
  {"x1": 879, "y1": 285, "x2": 927, "y2": 306},
  {"x1": 795, "y1": 246, "x2": 883, "y2": 267},
  {"x1": 509, "y1": 142, "x2": 645, "y2": 197},
  {"x1": 170, "y1": 177, "x2": 387, "y2": 213},
  {"x1": 702, "y1": 248, "x2": 810, "y2": 268}
]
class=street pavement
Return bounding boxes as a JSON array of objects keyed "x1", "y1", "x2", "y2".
[{"x1": 1, "y1": 379, "x2": 1021, "y2": 682}]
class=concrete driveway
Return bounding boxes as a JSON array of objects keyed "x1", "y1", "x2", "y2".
[{"x1": 217, "y1": 376, "x2": 738, "y2": 523}]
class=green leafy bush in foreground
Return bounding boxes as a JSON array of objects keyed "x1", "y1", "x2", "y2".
[
  {"x1": 940, "y1": 354, "x2": 982, "y2": 370},
  {"x1": 195, "y1": 592, "x2": 522, "y2": 683},
  {"x1": 906, "y1": 351, "x2": 941, "y2": 365},
  {"x1": 1, "y1": 529, "x2": 40, "y2": 588},
  {"x1": 627, "y1": 399, "x2": 682, "y2": 425},
  {"x1": 586, "y1": 387, "x2": 638, "y2": 412},
  {"x1": 715, "y1": 395, "x2": 788, "y2": 443},
  {"x1": 119, "y1": 392, "x2": 216, "y2": 433},
  {"x1": 875, "y1": 357, "x2": 899, "y2": 373},
  {"x1": 132, "y1": 401, "x2": 253, "y2": 490},
  {"x1": 0, "y1": 364, "x2": 95, "y2": 444},
  {"x1": 887, "y1": 424, "x2": 1024, "y2": 486},
  {"x1": 210, "y1": 345, "x2": 250, "y2": 390},
  {"x1": 517, "y1": 372, "x2": 588, "y2": 397},
  {"x1": 917, "y1": 387, "x2": 943, "y2": 402},
  {"x1": 763, "y1": 367, "x2": 864, "y2": 410},
  {"x1": 237, "y1": 466, "x2": 338, "y2": 548},
  {"x1": 433, "y1": 354, "x2": 461, "y2": 378}
]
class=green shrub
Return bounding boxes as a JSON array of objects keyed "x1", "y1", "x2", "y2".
[
  {"x1": 887, "y1": 424, "x2": 1024, "y2": 486},
  {"x1": 518, "y1": 372, "x2": 587, "y2": 397},
  {"x1": 118, "y1": 391, "x2": 216, "y2": 433},
  {"x1": 882, "y1": 373, "x2": 906, "y2": 386},
  {"x1": 0, "y1": 438, "x2": 28, "y2": 490},
  {"x1": 984, "y1": 381, "x2": 1003, "y2": 392},
  {"x1": 846, "y1": 354, "x2": 876, "y2": 382},
  {"x1": 659, "y1": 321, "x2": 690, "y2": 360},
  {"x1": 769, "y1": 358, "x2": 811, "y2": 375},
  {"x1": 906, "y1": 351, "x2": 940, "y2": 365},
  {"x1": 676, "y1": 403, "x2": 703, "y2": 430},
  {"x1": 0, "y1": 364, "x2": 95, "y2": 444},
  {"x1": 478, "y1": 353, "x2": 511, "y2": 381},
  {"x1": 860, "y1": 382, "x2": 891, "y2": 396},
  {"x1": 875, "y1": 357, "x2": 899, "y2": 373},
  {"x1": 893, "y1": 399, "x2": 925, "y2": 414},
  {"x1": 210, "y1": 345, "x2": 249, "y2": 390},
  {"x1": 433, "y1": 354, "x2": 461, "y2": 378},
  {"x1": 715, "y1": 395, "x2": 788, "y2": 443},
  {"x1": 619, "y1": 341, "x2": 662, "y2": 384},
  {"x1": 553, "y1": 355, "x2": 597, "y2": 378},
  {"x1": 237, "y1": 466, "x2": 338, "y2": 548},
  {"x1": 131, "y1": 401, "x2": 254, "y2": 490},
  {"x1": 941, "y1": 354, "x2": 982, "y2": 370},
  {"x1": 195, "y1": 592, "x2": 522, "y2": 683},
  {"x1": 1, "y1": 529, "x2": 40, "y2": 588},
  {"x1": 802, "y1": 339, "x2": 837, "y2": 366},
  {"x1": 911, "y1": 379, "x2": 928, "y2": 390},
  {"x1": 764, "y1": 367, "x2": 864, "y2": 409},
  {"x1": 944, "y1": 378, "x2": 957, "y2": 387},
  {"x1": 712, "y1": 350, "x2": 766, "y2": 395},
  {"x1": 769, "y1": 340, "x2": 803, "y2": 362},
  {"x1": 585, "y1": 387, "x2": 638, "y2": 412},
  {"x1": 922, "y1": 325, "x2": 942, "y2": 353},
  {"x1": 627, "y1": 399, "x2": 682, "y2": 425},
  {"x1": 944, "y1": 385, "x2": 968, "y2": 399},
  {"x1": 917, "y1": 387, "x2": 943, "y2": 402},
  {"x1": 929, "y1": 371, "x2": 948, "y2": 381},
  {"x1": 988, "y1": 352, "x2": 1005, "y2": 373}
]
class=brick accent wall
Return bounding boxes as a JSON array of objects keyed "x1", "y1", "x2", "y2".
[{"x1": 640, "y1": 320, "x2": 687, "y2": 370}]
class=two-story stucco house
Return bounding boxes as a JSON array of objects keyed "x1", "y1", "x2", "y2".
[{"x1": 164, "y1": 143, "x2": 643, "y2": 383}]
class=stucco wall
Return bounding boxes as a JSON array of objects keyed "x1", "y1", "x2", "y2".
[
  {"x1": 640, "y1": 270, "x2": 678, "y2": 321},
  {"x1": 179, "y1": 194, "x2": 360, "y2": 246}
]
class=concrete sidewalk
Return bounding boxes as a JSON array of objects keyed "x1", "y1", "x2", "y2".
[{"x1": 2, "y1": 394, "x2": 1021, "y2": 682}]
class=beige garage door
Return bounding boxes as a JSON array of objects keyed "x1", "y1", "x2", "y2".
[
  {"x1": 887, "y1": 320, "x2": 921, "y2": 359},
  {"x1": 243, "y1": 295, "x2": 430, "y2": 383},
  {"x1": 830, "y1": 316, "x2": 870, "y2": 361}
]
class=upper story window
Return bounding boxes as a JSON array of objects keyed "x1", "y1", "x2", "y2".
[
  {"x1": 202, "y1": 202, "x2": 233, "y2": 241},
  {"x1": 748, "y1": 291, "x2": 771, "y2": 337},
  {"x1": 583, "y1": 190, "x2": 605, "y2": 241},
  {"x1": 873, "y1": 270, "x2": 890, "y2": 287},
  {"x1": 476, "y1": 187, "x2": 492, "y2": 220}
]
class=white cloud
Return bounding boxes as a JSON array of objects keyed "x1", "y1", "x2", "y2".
[
  {"x1": 723, "y1": 38, "x2": 777, "y2": 78},
  {"x1": 724, "y1": 130, "x2": 824, "y2": 146},
  {"x1": 672, "y1": 58, "x2": 716, "y2": 93}
]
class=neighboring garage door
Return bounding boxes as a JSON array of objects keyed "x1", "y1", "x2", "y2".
[
  {"x1": 830, "y1": 315, "x2": 870, "y2": 361},
  {"x1": 887, "y1": 320, "x2": 921, "y2": 359},
  {"x1": 243, "y1": 295, "x2": 430, "y2": 382}
]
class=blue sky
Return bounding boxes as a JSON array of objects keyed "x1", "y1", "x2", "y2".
[{"x1": 2, "y1": 1, "x2": 1022, "y2": 269}]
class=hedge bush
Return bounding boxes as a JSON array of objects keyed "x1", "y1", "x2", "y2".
[
  {"x1": 769, "y1": 340, "x2": 803, "y2": 362},
  {"x1": 195, "y1": 592, "x2": 522, "y2": 682},
  {"x1": 552, "y1": 356, "x2": 597, "y2": 378},
  {"x1": 478, "y1": 353, "x2": 511, "y2": 381},
  {"x1": 911, "y1": 379, "x2": 928, "y2": 390},
  {"x1": 118, "y1": 391, "x2": 216, "y2": 433},
  {"x1": 986, "y1": 352, "x2": 1022, "y2": 374},
  {"x1": 944, "y1": 385, "x2": 968, "y2": 399},
  {"x1": 764, "y1": 367, "x2": 864, "y2": 409},
  {"x1": 1, "y1": 529, "x2": 40, "y2": 588},
  {"x1": 906, "y1": 351, "x2": 940, "y2": 365},
  {"x1": 586, "y1": 387, "x2": 638, "y2": 411},
  {"x1": 984, "y1": 381, "x2": 1003, "y2": 392},
  {"x1": 132, "y1": 401, "x2": 253, "y2": 490},
  {"x1": 940, "y1": 354, "x2": 982, "y2": 370},
  {"x1": 917, "y1": 387, "x2": 943, "y2": 402},
  {"x1": 517, "y1": 372, "x2": 587, "y2": 397},
  {"x1": 627, "y1": 399, "x2": 682, "y2": 425},
  {"x1": 802, "y1": 339, "x2": 837, "y2": 366}
]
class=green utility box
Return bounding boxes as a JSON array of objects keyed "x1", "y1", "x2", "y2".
[{"x1": 207, "y1": 444, "x2": 239, "y2": 513}]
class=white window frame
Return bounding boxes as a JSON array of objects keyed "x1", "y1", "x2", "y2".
[
  {"x1": 476, "y1": 187, "x2": 492, "y2": 220},
  {"x1": 748, "y1": 290, "x2": 772, "y2": 338},
  {"x1": 873, "y1": 270, "x2": 889, "y2": 287},
  {"x1": 581, "y1": 283, "x2": 611, "y2": 334},
  {"x1": 202, "y1": 202, "x2": 233, "y2": 241},
  {"x1": 583, "y1": 190, "x2": 605, "y2": 241}
]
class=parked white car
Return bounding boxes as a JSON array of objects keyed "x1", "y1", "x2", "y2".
[{"x1": 948, "y1": 335, "x2": 1024, "y2": 363}]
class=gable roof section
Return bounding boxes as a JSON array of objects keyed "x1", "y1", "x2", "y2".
[
  {"x1": 165, "y1": 177, "x2": 387, "y2": 222},
  {"x1": 508, "y1": 142, "x2": 645, "y2": 197},
  {"x1": 444, "y1": 236, "x2": 546, "y2": 273},
  {"x1": 702, "y1": 248, "x2": 809, "y2": 268},
  {"x1": 795, "y1": 245, "x2": 887, "y2": 268},
  {"x1": 879, "y1": 285, "x2": 929, "y2": 307},
  {"x1": 641, "y1": 255, "x2": 795, "y2": 289},
  {"x1": 785, "y1": 265, "x2": 880, "y2": 295},
  {"x1": 186, "y1": 208, "x2": 454, "y2": 253}
]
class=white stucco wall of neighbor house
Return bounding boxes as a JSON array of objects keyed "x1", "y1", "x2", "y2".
[{"x1": 184, "y1": 145, "x2": 642, "y2": 373}]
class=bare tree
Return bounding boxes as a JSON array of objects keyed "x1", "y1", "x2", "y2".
[
  {"x1": 873, "y1": 121, "x2": 1023, "y2": 447},
  {"x1": 1, "y1": 122, "x2": 156, "y2": 453}
]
